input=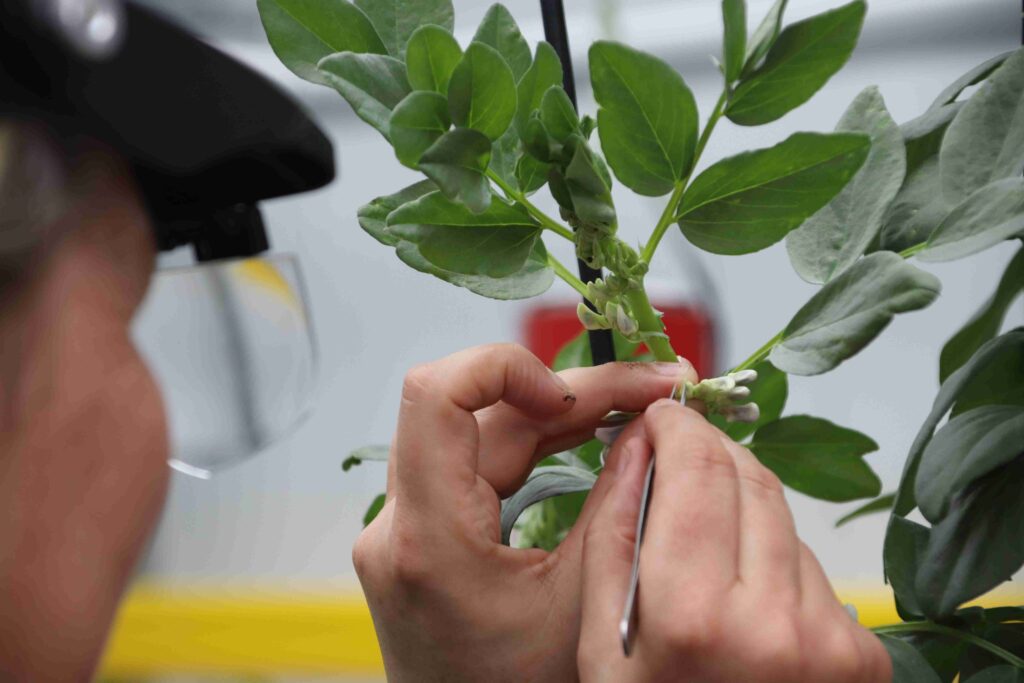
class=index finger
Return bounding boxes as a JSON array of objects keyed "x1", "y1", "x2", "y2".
[{"x1": 393, "y1": 343, "x2": 576, "y2": 514}]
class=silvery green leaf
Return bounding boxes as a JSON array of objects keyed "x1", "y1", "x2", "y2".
[
  {"x1": 257, "y1": 0, "x2": 386, "y2": 85},
  {"x1": 879, "y1": 636, "x2": 943, "y2": 683},
  {"x1": 357, "y1": 180, "x2": 437, "y2": 246},
  {"x1": 770, "y1": 252, "x2": 941, "y2": 375},
  {"x1": 500, "y1": 466, "x2": 596, "y2": 545},
  {"x1": 405, "y1": 25, "x2": 462, "y2": 93},
  {"x1": 354, "y1": 0, "x2": 453, "y2": 59},
  {"x1": 472, "y1": 3, "x2": 532, "y2": 81},
  {"x1": 940, "y1": 246, "x2": 1024, "y2": 381},
  {"x1": 915, "y1": 405, "x2": 1024, "y2": 522},
  {"x1": 319, "y1": 52, "x2": 411, "y2": 138},
  {"x1": 940, "y1": 47, "x2": 1024, "y2": 205},
  {"x1": 787, "y1": 87, "x2": 906, "y2": 283},
  {"x1": 918, "y1": 177, "x2": 1024, "y2": 262},
  {"x1": 743, "y1": 0, "x2": 788, "y2": 75},
  {"x1": 929, "y1": 51, "x2": 1012, "y2": 111},
  {"x1": 395, "y1": 239, "x2": 553, "y2": 300},
  {"x1": 342, "y1": 444, "x2": 390, "y2": 471}
]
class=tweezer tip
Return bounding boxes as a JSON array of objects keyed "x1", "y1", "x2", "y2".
[{"x1": 619, "y1": 619, "x2": 632, "y2": 657}]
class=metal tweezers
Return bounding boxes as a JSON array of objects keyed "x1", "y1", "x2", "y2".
[{"x1": 619, "y1": 384, "x2": 684, "y2": 656}]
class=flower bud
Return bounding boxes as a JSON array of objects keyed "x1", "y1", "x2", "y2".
[
  {"x1": 729, "y1": 369, "x2": 758, "y2": 386},
  {"x1": 577, "y1": 303, "x2": 609, "y2": 330},
  {"x1": 614, "y1": 305, "x2": 638, "y2": 336},
  {"x1": 726, "y1": 386, "x2": 751, "y2": 401},
  {"x1": 723, "y1": 403, "x2": 760, "y2": 423}
]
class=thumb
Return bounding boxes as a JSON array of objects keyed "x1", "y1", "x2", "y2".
[{"x1": 578, "y1": 434, "x2": 651, "y2": 659}]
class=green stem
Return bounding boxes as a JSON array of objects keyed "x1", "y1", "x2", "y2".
[
  {"x1": 730, "y1": 330, "x2": 784, "y2": 373},
  {"x1": 872, "y1": 622, "x2": 1024, "y2": 669},
  {"x1": 899, "y1": 242, "x2": 927, "y2": 259},
  {"x1": 641, "y1": 89, "x2": 730, "y2": 264},
  {"x1": 487, "y1": 169, "x2": 575, "y2": 242},
  {"x1": 547, "y1": 253, "x2": 590, "y2": 299},
  {"x1": 624, "y1": 288, "x2": 678, "y2": 362}
]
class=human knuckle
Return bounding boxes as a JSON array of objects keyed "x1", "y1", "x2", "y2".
[
  {"x1": 738, "y1": 463, "x2": 785, "y2": 496},
  {"x1": 823, "y1": 627, "x2": 868, "y2": 682},
  {"x1": 746, "y1": 619, "x2": 801, "y2": 680},
  {"x1": 401, "y1": 362, "x2": 437, "y2": 402},
  {"x1": 655, "y1": 609, "x2": 721, "y2": 656}
]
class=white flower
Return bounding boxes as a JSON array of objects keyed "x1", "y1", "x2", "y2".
[{"x1": 729, "y1": 369, "x2": 758, "y2": 386}]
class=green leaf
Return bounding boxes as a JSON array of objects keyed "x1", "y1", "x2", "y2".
[
  {"x1": 722, "y1": 0, "x2": 746, "y2": 83},
  {"x1": 257, "y1": 0, "x2": 386, "y2": 85},
  {"x1": 562, "y1": 138, "x2": 617, "y2": 234},
  {"x1": 318, "y1": 52, "x2": 410, "y2": 138},
  {"x1": 488, "y1": 126, "x2": 522, "y2": 191},
  {"x1": 515, "y1": 154, "x2": 549, "y2": 195},
  {"x1": 448, "y1": 42, "x2": 517, "y2": 140},
  {"x1": 678, "y1": 132, "x2": 870, "y2": 255},
  {"x1": 388, "y1": 188, "x2": 535, "y2": 228},
  {"x1": 388, "y1": 91, "x2": 451, "y2": 168},
  {"x1": 787, "y1": 87, "x2": 906, "y2": 283},
  {"x1": 341, "y1": 444, "x2": 390, "y2": 471},
  {"x1": 516, "y1": 42, "x2": 563, "y2": 136},
  {"x1": 363, "y1": 493, "x2": 386, "y2": 527},
  {"x1": 880, "y1": 636, "x2": 943, "y2": 683},
  {"x1": 727, "y1": 0, "x2": 865, "y2": 126},
  {"x1": 748, "y1": 415, "x2": 881, "y2": 502},
  {"x1": 770, "y1": 252, "x2": 941, "y2": 376},
  {"x1": 387, "y1": 190, "x2": 539, "y2": 276},
  {"x1": 540, "y1": 86, "x2": 581, "y2": 143},
  {"x1": 951, "y1": 331, "x2": 1024, "y2": 417},
  {"x1": 915, "y1": 405, "x2": 1024, "y2": 522},
  {"x1": 500, "y1": 466, "x2": 596, "y2": 545},
  {"x1": 471, "y1": 3, "x2": 532, "y2": 81},
  {"x1": 395, "y1": 239, "x2": 554, "y2": 300},
  {"x1": 590, "y1": 41, "x2": 699, "y2": 196},
  {"x1": 940, "y1": 48, "x2": 1024, "y2": 204},
  {"x1": 710, "y1": 360, "x2": 787, "y2": 442},
  {"x1": 965, "y1": 666, "x2": 1024, "y2": 683},
  {"x1": 916, "y1": 455, "x2": 1024, "y2": 619},
  {"x1": 742, "y1": 0, "x2": 788, "y2": 75},
  {"x1": 835, "y1": 492, "x2": 895, "y2": 528},
  {"x1": 357, "y1": 180, "x2": 437, "y2": 246},
  {"x1": 940, "y1": 247, "x2": 1024, "y2": 382},
  {"x1": 884, "y1": 516, "x2": 931, "y2": 618},
  {"x1": 417, "y1": 128, "x2": 493, "y2": 213},
  {"x1": 877, "y1": 104, "x2": 961, "y2": 253},
  {"x1": 959, "y1": 623, "x2": 1024, "y2": 680},
  {"x1": 353, "y1": 0, "x2": 453, "y2": 59},
  {"x1": 918, "y1": 178, "x2": 1024, "y2": 262},
  {"x1": 405, "y1": 25, "x2": 462, "y2": 93},
  {"x1": 930, "y1": 51, "x2": 1013, "y2": 111}
]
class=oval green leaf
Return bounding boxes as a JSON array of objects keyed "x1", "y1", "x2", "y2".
[
  {"x1": 516, "y1": 42, "x2": 563, "y2": 136},
  {"x1": 770, "y1": 252, "x2": 941, "y2": 376},
  {"x1": 835, "y1": 492, "x2": 895, "y2": 528},
  {"x1": 395, "y1": 239, "x2": 553, "y2": 300},
  {"x1": 357, "y1": 179, "x2": 437, "y2": 246},
  {"x1": 354, "y1": 0, "x2": 453, "y2": 58},
  {"x1": 722, "y1": 0, "x2": 746, "y2": 83},
  {"x1": 471, "y1": 3, "x2": 532, "y2": 81},
  {"x1": 448, "y1": 42, "x2": 517, "y2": 141},
  {"x1": 318, "y1": 52, "x2": 410, "y2": 138},
  {"x1": 919, "y1": 177, "x2": 1024, "y2": 262},
  {"x1": 727, "y1": 0, "x2": 865, "y2": 126},
  {"x1": 405, "y1": 25, "x2": 462, "y2": 93},
  {"x1": 257, "y1": 0, "x2": 386, "y2": 85},
  {"x1": 879, "y1": 636, "x2": 943, "y2": 683},
  {"x1": 389, "y1": 91, "x2": 451, "y2": 168},
  {"x1": 787, "y1": 87, "x2": 906, "y2": 283},
  {"x1": 417, "y1": 128, "x2": 493, "y2": 213},
  {"x1": 677, "y1": 132, "x2": 870, "y2": 255},
  {"x1": 590, "y1": 41, "x2": 699, "y2": 196}
]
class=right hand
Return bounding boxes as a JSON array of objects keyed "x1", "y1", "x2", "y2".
[{"x1": 577, "y1": 399, "x2": 892, "y2": 683}]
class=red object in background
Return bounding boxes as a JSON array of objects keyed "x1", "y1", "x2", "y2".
[{"x1": 523, "y1": 303, "x2": 716, "y2": 378}]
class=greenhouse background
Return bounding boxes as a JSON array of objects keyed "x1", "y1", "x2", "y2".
[{"x1": 100, "y1": 0, "x2": 1023, "y2": 679}]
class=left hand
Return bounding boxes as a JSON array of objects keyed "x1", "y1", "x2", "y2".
[{"x1": 352, "y1": 343, "x2": 696, "y2": 682}]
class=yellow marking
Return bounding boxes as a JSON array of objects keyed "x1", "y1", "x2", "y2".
[
  {"x1": 230, "y1": 259, "x2": 301, "y2": 309},
  {"x1": 98, "y1": 581, "x2": 1022, "y2": 678}
]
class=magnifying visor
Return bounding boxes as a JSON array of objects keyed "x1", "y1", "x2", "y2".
[{"x1": 1, "y1": 0, "x2": 335, "y2": 476}]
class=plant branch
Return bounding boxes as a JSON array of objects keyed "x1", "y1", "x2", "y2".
[
  {"x1": 547, "y1": 252, "x2": 590, "y2": 299},
  {"x1": 641, "y1": 88, "x2": 730, "y2": 263},
  {"x1": 624, "y1": 288, "x2": 679, "y2": 362},
  {"x1": 899, "y1": 242, "x2": 927, "y2": 259},
  {"x1": 872, "y1": 621, "x2": 1024, "y2": 669},
  {"x1": 487, "y1": 169, "x2": 575, "y2": 242}
]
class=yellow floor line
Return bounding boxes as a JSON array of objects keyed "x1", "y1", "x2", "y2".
[{"x1": 98, "y1": 581, "x2": 1023, "y2": 678}]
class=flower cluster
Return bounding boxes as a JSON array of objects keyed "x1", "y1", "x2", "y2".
[{"x1": 685, "y1": 369, "x2": 761, "y2": 423}]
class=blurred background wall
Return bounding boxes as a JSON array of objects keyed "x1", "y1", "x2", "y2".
[{"x1": 108, "y1": 0, "x2": 1021, "y2": 679}]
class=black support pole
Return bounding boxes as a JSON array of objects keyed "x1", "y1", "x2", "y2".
[{"x1": 539, "y1": 0, "x2": 617, "y2": 366}]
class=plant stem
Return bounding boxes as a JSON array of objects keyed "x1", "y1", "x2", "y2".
[
  {"x1": 487, "y1": 169, "x2": 575, "y2": 242},
  {"x1": 899, "y1": 242, "x2": 927, "y2": 259},
  {"x1": 730, "y1": 330, "x2": 784, "y2": 373},
  {"x1": 547, "y1": 252, "x2": 590, "y2": 299},
  {"x1": 872, "y1": 622, "x2": 1024, "y2": 669},
  {"x1": 624, "y1": 288, "x2": 678, "y2": 362},
  {"x1": 641, "y1": 89, "x2": 730, "y2": 264}
]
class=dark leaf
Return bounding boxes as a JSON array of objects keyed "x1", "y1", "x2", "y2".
[
  {"x1": 835, "y1": 492, "x2": 895, "y2": 528},
  {"x1": 722, "y1": 0, "x2": 746, "y2": 83},
  {"x1": 880, "y1": 635, "x2": 944, "y2": 683},
  {"x1": 363, "y1": 493, "x2": 386, "y2": 527}
]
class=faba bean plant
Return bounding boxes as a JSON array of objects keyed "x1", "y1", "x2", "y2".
[{"x1": 258, "y1": 0, "x2": 1024, "y2": 677}]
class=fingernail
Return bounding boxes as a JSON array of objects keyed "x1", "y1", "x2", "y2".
[
  {"x1": 548, "y1": 369, "x2": 576, "y2": 402},
  {"x1": 652, "y1": 360, "x2": 691, "y2": 377}
]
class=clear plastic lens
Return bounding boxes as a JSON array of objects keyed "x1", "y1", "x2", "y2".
[{"x1": 131, "y1": 253, "x2": 317, "y2": 478}]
